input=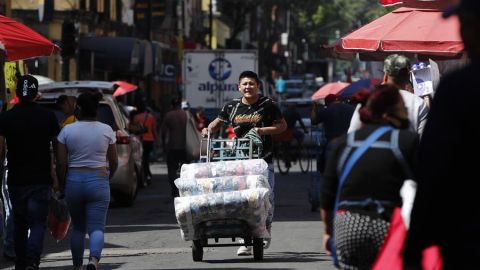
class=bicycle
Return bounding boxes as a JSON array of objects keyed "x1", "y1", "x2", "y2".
[{"x1": 272, "y1": 129, "x2": 311, "y2": 175}]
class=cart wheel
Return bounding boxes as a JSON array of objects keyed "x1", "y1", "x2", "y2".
[
  {"x1": 192, "y1": 240, "x2": 204, "y2": 261},
  {"x1": 253, "y1": 237, "x2": 264, "y2": 261}
]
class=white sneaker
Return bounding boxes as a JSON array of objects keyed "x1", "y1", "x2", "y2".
[
  {"x1": 237, "y1": 245, "x2": 252, "y2": 256},
  {"x1": 237, "y1": 239, "x2": 252, "y2": 256}
]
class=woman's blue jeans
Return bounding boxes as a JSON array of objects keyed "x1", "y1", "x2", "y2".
[{"x1": 65, "y1": 169, "x2": 110, "y2": 267}]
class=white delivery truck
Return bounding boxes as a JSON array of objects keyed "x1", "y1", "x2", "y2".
[{"x1": 183, "y1": 50, "x2": 258, "y2": 109}]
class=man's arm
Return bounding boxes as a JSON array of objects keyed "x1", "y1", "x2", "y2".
[
  {"x1": 51, "y1": 138, "x2": 60, "y2": 191},
  {"x1": 0, "y1": 136, "x2": 5, "y2": 171},
  {"x1": 416, "y1": 100, "x2": 429, "y2": 137},
  {"x1": 347, "y1": 104, "x2": 362, "y2": 133},
  {"x1": 201, "y1": 118, "x2": 224, "y2": 137},
  {"x1": 255, "y1": 118, "x2": 287, "y2": 135}
]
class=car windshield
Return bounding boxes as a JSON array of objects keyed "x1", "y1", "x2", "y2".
[{"x1": 38, "y1": 102, "x2": 118, "y2": 130}]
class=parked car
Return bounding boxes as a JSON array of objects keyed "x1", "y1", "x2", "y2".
[{"x1": 38, "y1": 81, "x2": 144, "y2": 206}]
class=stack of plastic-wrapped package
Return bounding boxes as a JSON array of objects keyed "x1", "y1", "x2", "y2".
[{"x1": 174, "y1": 159, "x2": 271, "y2": 241}]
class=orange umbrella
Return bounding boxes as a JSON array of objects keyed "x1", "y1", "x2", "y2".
[
  {"x1": 311, "y1": 82, "x2": 350, "y2": 101},
  {"x1": 112, "y1": 81, "x2": 138, "y2": 97}
]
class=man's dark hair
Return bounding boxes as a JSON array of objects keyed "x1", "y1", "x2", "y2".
[
  {"x1": 239, "y1": 70, "x2": 260, "y2": 84},
  {"x1": 171, "y1": 97, "x2": 182, "y2": 108}
]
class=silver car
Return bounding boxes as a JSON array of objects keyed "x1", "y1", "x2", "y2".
[{"x1": 38, "y1": 81, "x2": 144, "y2": 206}]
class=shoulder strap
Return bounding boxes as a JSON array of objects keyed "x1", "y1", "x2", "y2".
[
  {"x1": 389, "y1": 129, "x2": 414, "y2": 179},
  {"x1": 329, "y1": 126, "x2": 393, "y2": 266}
]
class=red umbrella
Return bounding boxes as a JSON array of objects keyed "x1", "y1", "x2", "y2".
[
  {"x1": 0, "y1": 15, "x2": 59, "y2": 61},
  {"x1": 335, "y1": 7, "x2": 463, "y2": 59},
  {"x1": 112, "y1": 81, "x2": 138, "y2": 97},
  {"x1": 311, "y1": 82, "x2": 350, "y2": 101}
]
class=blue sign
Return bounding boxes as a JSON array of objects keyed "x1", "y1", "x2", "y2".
[{"x1": 208, "y1": 58, "x2": 232, "y2": 81}]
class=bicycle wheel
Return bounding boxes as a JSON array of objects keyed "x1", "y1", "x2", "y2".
[
  {"x1": 275, "y1": 143, "x2": 290, "y2": 175},
  {"x1": 298, "y1": 143, "x2": 311, "y2": 173}
]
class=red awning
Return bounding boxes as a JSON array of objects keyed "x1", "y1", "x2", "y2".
[
  {"x1": 336, "y1": 7, "x2": 463, "y2": 59},
  {"x1": 112, "y1": 81, "x2": 138, "y2": 97},
  {"x1": 0, "y1": 15, "x2": 59, "y2": 61}
]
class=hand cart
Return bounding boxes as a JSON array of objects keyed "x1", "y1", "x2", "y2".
[{"x1": 190, "y1": 132, "x2": 265, "y2": 262}]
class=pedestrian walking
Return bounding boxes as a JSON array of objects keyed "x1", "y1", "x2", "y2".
[
  {"x1": 56, "y1": 92, "x2": 118, "y2": 270},
  {"x1": 348, "y1": 54, "x2": 429, "y2": 136},
  {"x1": 193, "y1": 106, "x2": 209, "y2": 132},
  {"x1": 201, "y1": 70, "x2": 287, "y2": 256},
  {"x1": 311, "y1": 94, "x2": 355, "y2": 173},
  {"x1": 132, "y1": 103, "x2": 157, "y2": 185},
  {"x1": 321, "y1": 85, "x2": 418, "y2": 270},
  {"x1": 404, "y1": 1, "x2": 480, "y2": 269},
  {"x1": 56, "y1": 95, "x2": 77, "y2": 128},
  {"x1": 161, "y1": 98, "x2": 187, "y2": 198},
  {"x1": 0, "y1": 74, "x2": 60, "y2": 270}
]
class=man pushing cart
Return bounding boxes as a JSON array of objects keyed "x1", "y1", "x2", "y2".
[{"x1": 200, "y1": 70, "x2": 287, "y2": 256}]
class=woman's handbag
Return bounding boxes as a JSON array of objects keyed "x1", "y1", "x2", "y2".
[
  {"x1": 129, "y1": 112, "x2": 149, "y2": 135},
  {"x1": 47, "y1": 193, "x2": 71, "y2": 241}
]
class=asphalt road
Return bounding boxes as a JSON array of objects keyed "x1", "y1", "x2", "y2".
[{"x1": 1, "y1": 161, "x2": 336, "y2": 270}]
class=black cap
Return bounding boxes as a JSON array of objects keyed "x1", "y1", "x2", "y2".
[
  {"x1": 443, "y1": 0, "x2": 480, "y2": 18},
  {"x1": 16, "y1": 75, "x2": 38, "y2": 101}
]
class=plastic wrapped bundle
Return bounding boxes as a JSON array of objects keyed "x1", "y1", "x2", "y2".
[
  {"x1": 180, "y1": 159, "x2": 268, "y2": 179},
  {"x1": 174, "y1": 188, "x2": 270, "y2": 241},
  {"x1": 174, "y1": 175, "x2": 270, "y2": 197}
]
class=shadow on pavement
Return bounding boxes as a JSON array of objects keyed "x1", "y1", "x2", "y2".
[
  {"x1": 203, "y1": 251, "x2": 325, "y2": 264},
  {"x1": 105, "y1": 224, "x2": 178, "y2": 233},
  {"x1": 36, "y1": 263, "x2": 123, "y2": 270}
]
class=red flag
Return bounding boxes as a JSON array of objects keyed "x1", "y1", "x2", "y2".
[{"x1": 379, "y1": 0, "x2": 403, "y2": 6}]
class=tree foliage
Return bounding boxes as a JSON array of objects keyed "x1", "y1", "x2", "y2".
[{"x1": 291, "y1": 0, "x2": 393, "y2": 45}]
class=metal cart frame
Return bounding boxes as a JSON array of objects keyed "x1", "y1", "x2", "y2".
[{"x1": 190, "y1": 132, "x2": 264, "y2": 261}]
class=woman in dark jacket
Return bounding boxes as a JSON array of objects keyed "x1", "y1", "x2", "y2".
[{"x1": 320, "y1": 85, "x2": 419, "y2": 270}]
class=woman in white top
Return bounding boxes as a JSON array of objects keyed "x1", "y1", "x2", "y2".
[{"x1": 56, "y1": 92, "x2": 118, "y2": 270}]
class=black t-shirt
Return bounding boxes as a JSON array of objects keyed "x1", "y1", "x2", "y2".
[
  {"x1": 0, "y1": 102, "x2": 60, "y2": 186},
  {"x1": 218, "y1": 96, "x2": 283, "y2": 163}
]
